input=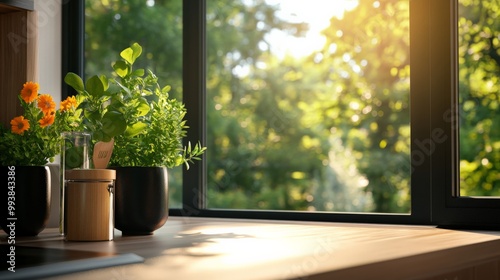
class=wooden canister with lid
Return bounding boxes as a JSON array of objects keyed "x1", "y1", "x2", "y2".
[{"x1": 64, "y1": 169, "x2": 115, "y2": 241}]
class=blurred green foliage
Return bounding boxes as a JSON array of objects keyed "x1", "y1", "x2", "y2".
[
  {"x1": 458, "y1": 0, "x2": 500, "y2": 196},
  {"x1": 84, "y1": 0, "x2": 499, "y2": 212}
]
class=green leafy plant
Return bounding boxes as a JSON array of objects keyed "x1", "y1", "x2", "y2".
[
  {"x1": 64, "y1": 73, "x2": 127, "y2": 143},
  {"x1": 0, "y1": 82, "x2": 82, "y2": 166},
  {"x1": 64, "y1": 42, "x2": 205, "y2": 168}
]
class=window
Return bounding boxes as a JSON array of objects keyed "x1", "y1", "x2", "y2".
[
  {"x1": 63, "y1": 0, "x2": 500, "y2": 228},
  {"x1": 205, "y1": 0, "x2": 411, "y2": 214}
]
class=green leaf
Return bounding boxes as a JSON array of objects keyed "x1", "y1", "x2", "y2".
[
  {"x1": 64, "y1": 146, "x2": 85, "y2": 169},
  {"x1": 120, "y1": 47, "x2": 134, "y2": 64},
  {"x1": 99, "y1": 74, "x2": 109, "y2": 91},
  {"x1": 175, "y1": 154, "x2": 184, "y2": 166},
  {"x1": 136, "y1": 98, "x2": 150, "y2": 116},
  {"x1": 161, "y1": 85, "x2": 171, "y2": 93},
  {"x1": 93, "y1": 131, "x2": 105, "y2": 143},
  {"x1": 64, "y1": 72, "x2": 84, "y2": 92},
  {"x1": 115, "y1": 81, "x2": 131, "y2": 96},
  {"x1": 86, "y1": 75, "x2": 105, "y2": 97},
  {"x1": 132, "y1": 68, "x2": 145, "y2": 77},
  {"x1": 120, "y1": 42, "x2": 143, "y2": 65},
  {"x1": 84, "y1": 110, "x2": 101, "y2": 123},
  {"x1": 144, "y1": 94, "x2": 159, "y2": 104},
  {"x1": 124, "y1": 122, "x2": 148, "y2": 137},
  {"x1": 108, "y1": 96, "x2": 126, "y2": 113},
  {"x1": 100, "y1": 133, "x2": 113, "y2": 143},
  {"x1": 101, "y1": 110, "x2": 127, "y2": 138},
  {"x1": 113, "y1": 60, "x2": 129, "y2": 78},
  {"x1": 75, "y1": 95, "x2": 87, "y2": 106}
]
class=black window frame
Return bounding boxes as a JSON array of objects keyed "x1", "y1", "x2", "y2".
[
  {"x1": 62, "y1": 0, "x2": 500, "y2": 228},
  {"x1": 428, "y1": 0, "x2": 500, "y2": 229}
]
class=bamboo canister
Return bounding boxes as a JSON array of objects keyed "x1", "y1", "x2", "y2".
[{"x1": 64, "y1": 169, "x2": 115, "y2": 241}]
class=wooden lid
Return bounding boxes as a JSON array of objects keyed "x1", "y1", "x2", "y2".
[{"x1": 65, "y1": 169, "x2": 116, "y2": 181}]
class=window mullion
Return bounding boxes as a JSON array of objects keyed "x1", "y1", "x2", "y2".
[
  {"x1": 182, "y1": 0, "x2": 207, "y2": 212},
  {"x1": 410, "y1": 0, "x2": 433, "y2": 223}
]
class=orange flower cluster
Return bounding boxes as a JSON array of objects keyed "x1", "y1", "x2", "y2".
[
  {"x1": 10, "y1": 82, "x2": 78, "y2": 135},
  {"x1": 1, "y1": 80, "x2": 85, "y2": 166},
  {"x1": 60, "y1": 96, "x2": 77, "y2": 112},
  {"x1": 37, "y1": 94, "x2": 56, "y2": 128},
  {"x1": 20, "y1": 81, "x2": 39, "y2": 103},
  {"x1": 10, "y1": 116, "x2": 30, "y2": 135},
  {"x1": 11, "y1": 81, "x2": 41, "y2": 134}
]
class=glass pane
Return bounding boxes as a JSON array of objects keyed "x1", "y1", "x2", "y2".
[
  {"x1": 84, "y1": 0, "x2": 183, "y2": 207},
  {"x1": 206, "y1": 0, "x2": 411, "y2": 213},
  {"x1": 459, "y1": 0, "x2": 500, "y2": 197}
]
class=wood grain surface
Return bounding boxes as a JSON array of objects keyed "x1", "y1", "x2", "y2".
[
  {"x1": 3, "y1": 217, "x2": 500, "y2": 280},
  {"x1": 0, "y1": 8, "x2": 37, "y2": 128}
]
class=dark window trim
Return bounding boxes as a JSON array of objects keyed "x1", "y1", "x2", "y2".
[
  {"x1": 182, "y1": 0, "x2": 207, "y2": 213},
  {"x1": 61, "y1": 0, "x2": 84, "y2": 99},
  {"x1": 429, "y1": 0, "x2": 500, "y2": 229},
  {"x1": 62, "y1": 0, "x2": 500, "y2": 228}
]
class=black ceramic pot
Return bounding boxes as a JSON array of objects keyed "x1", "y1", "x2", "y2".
[
  {"x1": 113, "y1": 166, "x2": 169, "y2": 235},
  {"x1": 0, "y1": 166, "x2": 51, "y2": 236}
]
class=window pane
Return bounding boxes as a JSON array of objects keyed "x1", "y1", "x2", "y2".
[
  {"x1": 84, "y1": 0, "x2": 183, "y2": 207},
  {"x1": 206, "y1": 0, "x2": 411, "y2": 213},
  {"x1": 459, "y1": 0, "x2": 500, "y2": 197}
]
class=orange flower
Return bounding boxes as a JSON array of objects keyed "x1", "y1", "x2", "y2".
[
  {"x1": 10, "y1": 116, "x2": 30, "y2": 134},
  {"x1": 39, "y1": 113, "x2": 55, "y2": 128},
  {"x1": 20, "y1": 81, "x2": 39, "y2": 103},
  {"x1": 37, "y1": 94, "x2": 56, "y2": 115},
  {"x1": 60, "y1": 96, "x2": 77, "y2": 112}
]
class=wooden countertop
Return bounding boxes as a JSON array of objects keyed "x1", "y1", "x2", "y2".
[{"x1": 3, "y1": 217, "x2": 500, "y2": 279}]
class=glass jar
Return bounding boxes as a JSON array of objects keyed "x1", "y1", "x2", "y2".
[{"x1": 59, "y1": 131, "x2": 91, "y2": 235}]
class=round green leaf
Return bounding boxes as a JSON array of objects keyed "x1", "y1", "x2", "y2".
[
  {"x1": 64, "y1": 72, "x2": 85, "y2": 92},
  {"x1": 113, "y1": 60, "x2": 130, "y2": 78},
  {"x1": 86, "y1": 75, "x2": 105, "y2": 97},
  {"x1": 136, "y1": 98, "x2": 151, "y2": 116},
  {"x1": 102, "y1": 110, "x2": 127, "y2": 138},
  {"x1": 120, "y1": 42, "x2": 142, "y2": 65}
]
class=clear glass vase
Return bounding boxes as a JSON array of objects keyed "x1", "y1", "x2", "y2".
[{"x1": 59, "y1": 131, "x2": 91, "y2": 235}]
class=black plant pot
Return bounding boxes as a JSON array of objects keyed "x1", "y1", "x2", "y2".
[
  {"x1": 113, "y1": 166, "x2": 169, "y2": 235},
  {"x1": 0, "y1": 166, "x2": 51, "y2": 236}
]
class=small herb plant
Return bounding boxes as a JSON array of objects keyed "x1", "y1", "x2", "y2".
[
  {"x1": 0, "y1": 82, "x2": 82, "y2": 166},
  {"x1": 64, "y1": 43, "x2": 205, "y2": 168}
]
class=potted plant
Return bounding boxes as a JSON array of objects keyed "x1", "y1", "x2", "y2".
[
  {"x1": 0, "y1": 82, "x2": 82, "y2": 236},
  {"x1": 64, "y1": 43, "x2": 205, "y2": 234}
]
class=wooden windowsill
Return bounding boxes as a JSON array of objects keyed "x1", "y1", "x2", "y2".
[{"x1": 3, "y1": 217, "x2": 500, "y2": 279}]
